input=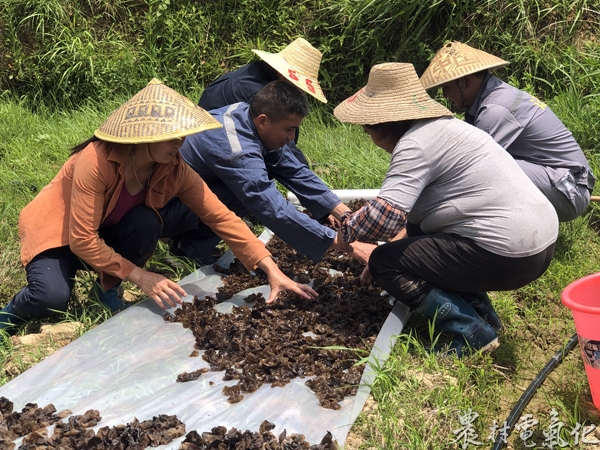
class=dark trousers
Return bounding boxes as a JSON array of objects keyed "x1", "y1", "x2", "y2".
[
  {"x1": 11, "y1": 205, "x2": 169, "y2": 319},
  {"x1": 159, "y1": 197, "x2": 245, "y2": 265},
  {"x1": 368, "y1": 222, "x2": 555, "y2": 308}
]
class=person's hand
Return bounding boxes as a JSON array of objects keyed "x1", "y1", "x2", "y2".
[
  {"x1": 257, "y1": 257, "x2": 319, "y2": 304},
  {"x1": 360, "y1": 265, "x2": 373, "y2": 285},
  {"x1": 348, "y1": 241, "x2": 377, "y2": 265},
  {"x1": 330, "y1": 203, "x2": 351, "y2": 222},
  {"x1": 125, "y1": 266, "x2": 186, "y2": 309},
  {"x1": 325, "y1": 214, "x2": 340, "y2": 228},
  {"x1": 329, "y1": 232, "x2": 353, "y2": 253}
]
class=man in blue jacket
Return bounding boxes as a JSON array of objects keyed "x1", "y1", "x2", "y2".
[
  {"x1": 421, "y1": 42, "x2": 595, "y2": 221},
  {"x1": 198, "y1": 38, "x2": 328, "y2": 168},
  {"x1": 169, "y1": 81, "x2": 352, "y2": 265}
]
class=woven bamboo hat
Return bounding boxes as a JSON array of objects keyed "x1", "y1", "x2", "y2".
[
  {"x1": 333, "y1": 63, "x2": 452, "y2": 125},
  {"x1": 252, "y1": 38, "x2": 327, "y2": 103},
  {"x1": 95, "y1": 79, "x2": 222, "y2": 144},
  {"x1": 420, "y1": 42, "x2": 509, "y2": 90}
]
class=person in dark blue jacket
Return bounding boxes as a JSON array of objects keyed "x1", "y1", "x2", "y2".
[
  {"x1": 166, "y1": 81, "x2": 357, "y2": 265},
  {"x1": 198, "y1": 38, "x2": 328, "y2": 167}
]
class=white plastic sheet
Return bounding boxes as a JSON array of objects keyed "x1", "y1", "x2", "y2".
[{"x1": 0, "y1": 232, "x2": 409, "y2": 448}]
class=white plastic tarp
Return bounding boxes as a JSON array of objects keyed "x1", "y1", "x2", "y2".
[{"x1": 0, "y1": 233, "x2": 409, "y2": 448}]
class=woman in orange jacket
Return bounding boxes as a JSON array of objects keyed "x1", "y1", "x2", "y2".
[{"x1": 0, "y1": 79, "x2": 318, "y2": 335}]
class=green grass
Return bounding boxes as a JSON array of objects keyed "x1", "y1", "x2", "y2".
[
  {"x1": 299, "y1": 110, "x2": 389, "y2": 190},
  {"x1": 0, "y1": 1, "x2": 599, "y2": 446},
  {"x1": 2, "y1": 90, "x2": 600, "y2": 449},
  {"x1": 1, "y1": 0, "x2": 598, "y2": 108}
]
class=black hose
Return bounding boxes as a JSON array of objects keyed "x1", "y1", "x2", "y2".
[{"x1": 491, "y1": 332, "x2": 580, "y2": 449}]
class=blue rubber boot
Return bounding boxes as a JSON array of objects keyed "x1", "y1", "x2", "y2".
[
  {"x1": 0, "y1": 302, "x2": 28, "y2": 336},
  {"x1": 91, "y1": 282, "x2": 127, "y2": 312},
  {"x1": 416, "y1": 288, "x2": 499, "y2": 358},
  {"x1": 460, "y1": 292, "x2": 503, "y2": 332}
]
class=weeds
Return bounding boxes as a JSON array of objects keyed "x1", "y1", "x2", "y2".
[
  {"x1": 0, "y1": 3, "x2": 599, "y2": 448},
  {"x1": 0, "y1": 0, "x2": 598, "y2": 108}
]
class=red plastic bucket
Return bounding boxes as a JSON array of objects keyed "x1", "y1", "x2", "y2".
[{"x1": 562, "y1": 272, "x2": 600, "y2": 410}]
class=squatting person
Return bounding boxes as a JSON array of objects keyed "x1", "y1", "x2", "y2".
[
  {"x1": 334, "y1": 63, "x2": 559, "y2": 357},
  {"x1": 420, "y1": 41, "x2": 595, "y2": 221}
]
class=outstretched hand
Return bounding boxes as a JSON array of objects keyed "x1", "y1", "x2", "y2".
[
  {"x1": 257, "y1": 257, "x2": 319, "y2": 304},
  {"x1": 266, "y1": 276, "x2": 319, "y2": 304},
  {"x1": 126, "y1": 266, "x2": 186, "y2": 309}
]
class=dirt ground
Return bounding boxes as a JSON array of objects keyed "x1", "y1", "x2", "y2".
[{"x1": 2, "y1": 322, "x2": 82, "y2": 379}]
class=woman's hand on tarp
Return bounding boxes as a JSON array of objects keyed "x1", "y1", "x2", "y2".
[
  {"x1": 126, "y1": 266, "x2": 186, "y2": 309},
  {"x1": 257, "y1": 256, "x2": 319, "y2": 304}
]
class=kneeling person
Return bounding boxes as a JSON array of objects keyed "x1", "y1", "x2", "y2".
[
  {"x1": 167, "y1": 80, "x2": 351, "y2": 264},
  {"x1": 0, "y1": 80, "x2": 318, "y2": 336}
]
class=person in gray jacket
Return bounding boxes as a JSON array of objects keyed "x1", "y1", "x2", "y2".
[
  {"x1": 334, "y1": 62, "x2": 558, "y2": 358},
  {"x1": 421, "y1": 41, "x2": 595, "y2": 222}
]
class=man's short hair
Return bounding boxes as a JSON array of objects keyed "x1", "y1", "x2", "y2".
[{"x1": 250, "y1": 80, "x2": 310, "y2": 121}]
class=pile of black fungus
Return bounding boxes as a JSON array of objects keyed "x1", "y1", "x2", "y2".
[
  {"x1": 0, "y1": 396, "x2": 72, "y2": 448},
  {"x1": 180, "y1": 420, "x2": 338, "y2": 450},
  {"x1": 167, "y1": 226, "x2": 394, "y2": 409},
  {"x1": 25, "y1": 413, "x2": 186, "y2": 450},
  {"x1": 0, "y1": 396, "x2": 185, "y2": 450}
]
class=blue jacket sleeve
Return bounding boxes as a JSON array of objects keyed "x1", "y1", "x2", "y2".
[
  {"x1": 209, "y1": 143, "x2": 336, "y2": 262},
  {"x1": 264, "y1": 142, "x2": 342, "y2": 221}
]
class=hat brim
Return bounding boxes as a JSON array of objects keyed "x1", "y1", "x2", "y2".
[
  {"x1": 334, "y1": 87, "x2": 453, "y2": 125},
  {"x1": 95, "y1": 120, "x2": 222, "y2": 144},
  {"x1": 252, "y1": 49, "x2": 327, "y2": 103},
  {"x1": 94, "y1": 82, "x2": 223, "y2": 144},
  {"x1": 421, "y1": 62, "x2": 509, "y2": 90}
]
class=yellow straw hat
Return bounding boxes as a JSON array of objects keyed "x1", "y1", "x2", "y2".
[
  {"x1": 252, "y1": 38, "x2": 327, "y2": 103},
  {"x1": 95, "y1": 79, "x2": 222, "y2": 144},
  {"x1": 333, "y1": 63, "x2": 453, "y2": 125},
  {"x1": 420, "y1": 41, "x2": 509, "y2": 90}
]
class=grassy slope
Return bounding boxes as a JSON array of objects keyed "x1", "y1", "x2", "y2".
[{"x1": 1, "y1": 96, "x2": 600, "y2": 448}]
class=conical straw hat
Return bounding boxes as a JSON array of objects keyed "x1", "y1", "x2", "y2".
[
  {"x1": 252, "y1": 38, "x2": 327, "y2": 103},
  {"x1": 334, "y1": 63, "x2": 453, "y2": 125},
  {"x1": 95, "y1": 79, "x2": 222, "y2": 144},
  {"x1": 420, "y1": 41, "x2": 509, "y2": 90}
]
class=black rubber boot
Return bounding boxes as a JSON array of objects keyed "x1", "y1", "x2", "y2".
[
  {"x1": 0, "y1": 302, "x2": 28, "y2": 336},
  {"x1": 460, "y1": 292, "x2": 503, "y2": 332},
  {"x1": 416, "y1": 288, "x2": 499, "y2": 358}
]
